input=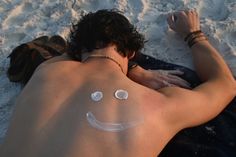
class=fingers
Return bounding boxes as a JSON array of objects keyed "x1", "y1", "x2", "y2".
[
  {"x1": 162, "y1": 80, "x2": 178, "y2": 88},
  {"x1": 155, "y1": 69, "x2": 191, "y2": 89},
  {"x1": 168, "y1": 10, "x2": 199, "y2": 23},
  {"x1": 167, "y1": 11, "x2": 187, "y2": 32},
  {"x1": 166, "y1": 75, "x2": 191, "y2": 89},
  {"x1": 152, "y1": 81, "x2": 177, "y2": 90},
  {"x1": 156, "y1": 69, "x2": 184, "y2": 76},
  {"x1": 167, "y1": 14, "x2": 176, "y2": 30},
  {"x1": 146, "y1": 69, "x2": 191, "y2": 89},
  {"x1": 164, "y1": 69, "x2": 184, "y2": 75},
  {"x1": 167, "y1": 9, "x2": 200, "y2": 36},
  {"x1": 168, "y1": 11, "x2": 184, "y2": 22},
  {"x1": 193, "y1": 10, "x2": 200, "y2": 30},
  {"x1": 165, "y1": 73, "x2": 191, "y2": 87}
]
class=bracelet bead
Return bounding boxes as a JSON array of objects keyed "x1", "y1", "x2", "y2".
[{"x1": 184, "y1": 30, "x2": 208, "y2": 48}]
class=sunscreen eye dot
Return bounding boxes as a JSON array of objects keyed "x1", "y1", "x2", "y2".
[
  {"x1": 114, "y1": 89, "x2": 128, "y2": 100},
  {"x1": 91, "y1": 91, "x2": 103, "y2": 102}
]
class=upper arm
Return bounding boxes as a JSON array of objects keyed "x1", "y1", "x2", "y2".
[
  {"x1": 40, "y1": 53, "x2": 73, "y2": 65},
  {"x1": 35, "y1": 53, "x2": 79, "y2": 71},
  {"x1": 158, "y1": 79, "x2": 235, "y2": 130}
]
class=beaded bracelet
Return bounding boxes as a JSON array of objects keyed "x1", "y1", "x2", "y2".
[
  {"x1": 189, "y1": 36, "x2": 208, "y2": 48},
  {"x1": 184, "y1": 30, "x2": 202, "y2": 42},
  {"x1": 188, "y1": 34, "x2": 205, "y2": 45},
  {"x1": 184, "y1": 30, "x2": 208, "y2": 48}
]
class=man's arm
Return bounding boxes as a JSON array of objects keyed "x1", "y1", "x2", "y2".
[
  {"x1": 38, "y1": 53, "x2": 190, "y2": 89},
  {"x1": 128, "y1": 66, "x2": 190, "y2": 89},
  {"x1": 158, "y1": 10, "x2": 236, "y2": 130}
]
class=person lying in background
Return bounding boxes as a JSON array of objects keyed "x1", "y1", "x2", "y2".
[{"x1": 1, "y1": 9, "x2": 235, "y2": 157}]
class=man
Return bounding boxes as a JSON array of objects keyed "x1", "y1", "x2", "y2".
[{"x1": 0, "y1": 9, "x2": 235, "y2": 157}]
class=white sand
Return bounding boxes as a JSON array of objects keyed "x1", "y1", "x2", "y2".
[{"x1": 0, "y1": 0, "x2": 236, "y2": 143}]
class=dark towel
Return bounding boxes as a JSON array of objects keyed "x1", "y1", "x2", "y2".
[{"x1": 136, "y1": 54, "x2": 236, "y2": 157}]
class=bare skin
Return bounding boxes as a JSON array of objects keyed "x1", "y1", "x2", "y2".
[
  {"x1": 128, "y1": 67, "x2": 191, "y2": 89},
  {"x1": 0, "y1": 10, "x2": 235, "y2": 157},
  {"x1": 35, "y1": 53, "x2": 191, "y2": 90}
]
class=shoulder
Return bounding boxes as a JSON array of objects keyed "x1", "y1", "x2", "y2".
[
  {"x1": 133, "y1": 84, "x2": 168, "y2": 117},
  {"x1": 133, "y1": 86, "x2": 179, "y2": 136},
  {"x1": 135, "y1": 86, "x2": 207, "y2": 133},
  {"x1": 35, "y1": 54, "x2": 81, "y2": 73},
  {"x1": 156, "y1": 85, "x2": 234, "y2": 131}
]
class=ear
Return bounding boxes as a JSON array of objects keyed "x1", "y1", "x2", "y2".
[{"x1": 128, "y1": 51, "x2": 136, "y2": 59}]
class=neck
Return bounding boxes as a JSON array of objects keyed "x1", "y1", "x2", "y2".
[
  {"x1": 84, "y1": 54, "x2": 125, "y2": 74},
  {"x1": 82, "y1": 46, "x2": 128, "y2": 74}
]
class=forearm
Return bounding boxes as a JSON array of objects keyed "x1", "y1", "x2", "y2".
[
  {"x1": 191, "y1": 39, "x2": 235, "y2": 83},
  {"x1": 191, "y1": 39, "x2": 236, "y2": 100},
  {"x1": 127, "y1": 65, "x2": 146, "y2": 84}
]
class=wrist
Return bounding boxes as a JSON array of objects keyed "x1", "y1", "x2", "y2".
[
  {"x1": 184, "y1": 30, "x2": 208, "y2": 48},
  {"x1": 191, "y1": 38, "x2": 209, "y2": 49},
  {"x1": 127, "y1": 65, "x2": 146, "y2": 83},
  {"x1": 184, "y1": 30, "x2": 202, "y2": 41},
  {"x1": 128, "y1": 61, "x2": 138, "y2": 71}
]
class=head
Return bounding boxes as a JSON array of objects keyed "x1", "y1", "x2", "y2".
[{"x1": 67, "y1": 9, "x2": 145, "y2": 60}]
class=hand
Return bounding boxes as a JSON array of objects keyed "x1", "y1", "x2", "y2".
[
  {"x1": 167, "y1": 10, "x2": 200, "y2": 37},
  {"x1": 141, "y1": 69, "x2": 191, "y2": 90},
  {"x1": 128, "y1": 66, "x2": 191, "y2": 90}
]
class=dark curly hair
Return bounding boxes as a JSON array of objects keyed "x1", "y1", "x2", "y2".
[{"x1": 67, "y1": 9, "x2": 145, "y2": 60}]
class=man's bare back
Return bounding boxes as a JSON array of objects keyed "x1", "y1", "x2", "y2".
[
  {"x1": 0, "y1": 9, "x2": 235, "y2": 157},
  {"x1": 0, "y1": 52, "x2": 178, "y2": 157}
]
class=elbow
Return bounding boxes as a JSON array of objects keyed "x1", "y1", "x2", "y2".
[
  {"x1": 233, "y1": 80, "x2": 236, "y2": 96},
  {"x1": 222, "y1": 74, "x2": 236, "y2": 98},
  {"x1": 229, "y1": 79, "x2": 236, "y2": 98}
]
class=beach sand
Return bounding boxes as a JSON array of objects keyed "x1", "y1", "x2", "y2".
[{"x1": 0, "y1": 0, "x2": 236, "y2": 143}]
